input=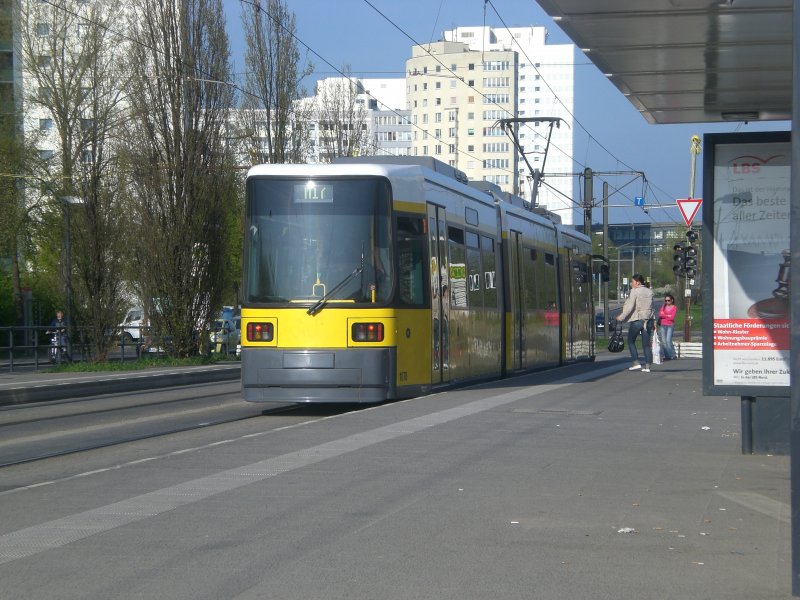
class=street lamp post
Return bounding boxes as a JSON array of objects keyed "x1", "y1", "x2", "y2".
[
  {"x1": 60, "y1": 196, "x2": 83, "y2": 353},
  {"x1": 614, "y1": 245, "x2": 636, "y2": 299}
]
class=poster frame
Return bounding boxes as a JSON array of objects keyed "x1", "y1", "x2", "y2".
[
  {"x1": 702, "y1": 130, "x2": 791, "y2": 397},
  {"x1": 700, "y1": 131, "x2": 791, "y2": 397}
]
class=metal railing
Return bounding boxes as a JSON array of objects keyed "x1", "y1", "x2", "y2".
[{"x1": 0, "y1": 325, "x2": 170, "y2": 373}]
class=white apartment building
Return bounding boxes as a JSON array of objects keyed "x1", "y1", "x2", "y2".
[
  {"x1": 406, "y1": 40, "x2": 519, "y2": 197},
  {"x1": 444, "y1": 26, "x2": 578, "y2": 225}
]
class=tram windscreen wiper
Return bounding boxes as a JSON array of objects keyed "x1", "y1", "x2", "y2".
[{"x1": 307, "y1": 263, "x2": 364, "y2": 316}]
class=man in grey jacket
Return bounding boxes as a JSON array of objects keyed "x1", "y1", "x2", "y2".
[{"x1": 615, "y1": 274, "x2": 656, "y2": 372}]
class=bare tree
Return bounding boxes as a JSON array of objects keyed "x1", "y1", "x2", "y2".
[
  {"x1": 313, "y1": 71, "x2": 372, "y2": 163},
  {"x1": 17, "y1": 0, "x2": 131, "y2": 359},
  {"x1": 122, "y1": 0, "x2": 238, "y2": 357},
  {"x1": 238, "y1": 0, "x2": 312, "y2": 165}
]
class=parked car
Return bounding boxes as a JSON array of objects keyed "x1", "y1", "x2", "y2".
[
  {"x1": 595, "y1": 313, "x2": 606, "y2": 331},
  {"x1": 209, "y1": 318, "x2": 238, "y2": 354},
  {"x1": 232, "y1": 316, "x2": 242, "y2": 357}
]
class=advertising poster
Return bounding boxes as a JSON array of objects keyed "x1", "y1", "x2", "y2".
[{"x1": 707, "y1": 133, "x2": 790, "y2": 394}]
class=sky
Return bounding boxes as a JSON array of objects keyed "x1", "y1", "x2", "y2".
[{"x1": 222, "y1": 0, "x2": 790, "y2": 228}]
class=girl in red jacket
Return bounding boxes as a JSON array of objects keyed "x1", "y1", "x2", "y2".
[{"x1": 658, "y1": 293, "x2": 678, "y2": 360}]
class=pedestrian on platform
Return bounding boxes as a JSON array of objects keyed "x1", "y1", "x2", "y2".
[
  {"x1": 615, "y1": 274, "x2": 655, "y2": 372},
  {"x1": 658, "y1": 293, "x2": 678, "y2": 360}
]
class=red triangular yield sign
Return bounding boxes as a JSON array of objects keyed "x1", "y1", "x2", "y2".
[{"x1": 676, "y1": 198, "x2": 702, "y2": 226}]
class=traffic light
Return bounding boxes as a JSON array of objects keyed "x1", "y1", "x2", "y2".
[
  {"x1": 685, "y1": 229, "x2": 699, "y2": 278},
  {"x1": 674, "y1": 229, "x2": 699, "y2": 279},
  {"x1": 673, "y1": 242, "x2": 687, "y2": 276}
]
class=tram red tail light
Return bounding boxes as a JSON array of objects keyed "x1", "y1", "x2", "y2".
[
  {"x1": 247, "y1": 322, "x2": 274, "y2": 342},
  {"x1": 352, "y1": 322, "x2": 384, "y2": 342}
]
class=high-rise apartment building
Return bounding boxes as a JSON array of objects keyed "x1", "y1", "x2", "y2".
[
  {"x1": 406, "y1": 40, "x2": 518, "y2": 197},
  {"x1": 444, "y1": 26, "x2": 578, "y2": 225},
  {"x1": 0, "y1": 0, "x2": 17, "y2": 125}
]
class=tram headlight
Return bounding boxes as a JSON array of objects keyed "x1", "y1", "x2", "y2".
[
  {"x1": 247, "y1": 322, "x2": 274, "y2": 342},
  {"x1": 352, "y1": 322, "x2": 384, "y2": 342}
]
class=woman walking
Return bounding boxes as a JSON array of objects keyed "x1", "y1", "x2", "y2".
[
  {"x1": 658, "y1": 293, "x2": 678, "y2": 360},
  {"x1": 615, "y1": 274, "x2": 656, "y2": 372}
]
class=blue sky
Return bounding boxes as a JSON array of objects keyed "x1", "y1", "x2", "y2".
[{"x1": 223, "y1": 0, "x2": 789, "y2": 227}]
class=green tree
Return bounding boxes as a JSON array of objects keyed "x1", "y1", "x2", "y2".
[
  {"x1": 123, "y1": 0, "x2": 238, "y2": 357},
  {"x1": 18, "y1": 0, "x2": 131, "y2": 359}
]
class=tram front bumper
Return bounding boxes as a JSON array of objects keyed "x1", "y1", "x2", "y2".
[{"x1": 241, "y1": 347, "x2": 396, "y2": 403}]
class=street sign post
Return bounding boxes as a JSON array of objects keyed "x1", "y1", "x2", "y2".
[{"x1": 677, "y1": 198, "x2": 702, "y2": 226}]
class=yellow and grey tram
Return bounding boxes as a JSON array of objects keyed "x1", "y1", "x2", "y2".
[{"x1": 241, "y1": 157, "x2": 594, "y2": 403}]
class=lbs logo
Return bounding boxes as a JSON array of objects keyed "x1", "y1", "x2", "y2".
[{"x1": 728, "y1": 154, "x2": 783, "y2": 175}]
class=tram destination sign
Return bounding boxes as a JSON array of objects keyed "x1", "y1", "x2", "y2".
[{"x1": 294, "y1": 182, "x2": 334, "y2": 203}]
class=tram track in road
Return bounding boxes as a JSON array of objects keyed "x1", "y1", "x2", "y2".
[
  {"x1": 0, "y1": 383, "x2": 306, "y2": 470},
  {"x1": 0, "y1": 382, "x2": 245, "y2": 427},
  {"x1": 0, "y1": 410, "x2": 268, "y2": 469}
]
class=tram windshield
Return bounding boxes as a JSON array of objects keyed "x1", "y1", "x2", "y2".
[{"x1": 245, "y1": 177, "x2": 393, "y2": 305}]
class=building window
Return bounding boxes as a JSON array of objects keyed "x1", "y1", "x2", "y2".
[
  {"x1": 37, "y1": 55, "x2": 51, "y2": 68},
  {"x1": 39, "y1": 149, "x2": 54, "y2": 160},
  {"x1": 36, "y1": 23, "x2": 49, "y2": 36},
  {"x1": 39, "y1": 118, "x2": 53, "y2": 131}
]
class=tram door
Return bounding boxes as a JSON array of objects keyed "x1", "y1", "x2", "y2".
[
  {"x1": 428, "y1": 204, "x2": 450, "y2": 384},
  {"x1": 508, "y1": 230, "x2": 524, "y2": 371}
]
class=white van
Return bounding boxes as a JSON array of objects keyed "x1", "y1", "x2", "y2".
[{"x1": 120, "y1": 307, "x2": 146, "y2": 341}]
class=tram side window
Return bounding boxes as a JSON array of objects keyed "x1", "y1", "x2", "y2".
[
  {"x1": 466, "y1": 232, "x2": 482, "y2": 309},
  {"x1": 543, "y1": 251, "x2": 558, "y2": 311},
  {"x1": 522, "y1": 246, "x2": 537, "y2": 313},
  {"x1": 532, "y1": 246, "x2": 546, "y2": 309},
  {"x1": 448, "y1": 226, "x2": 468, "y2": 309},
  {"x1": 397, "y1": 216, "x2": 425, "y2": 306},
  {"x1": 480, "y1": 235, "x2": 497, "y2": 308}
]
